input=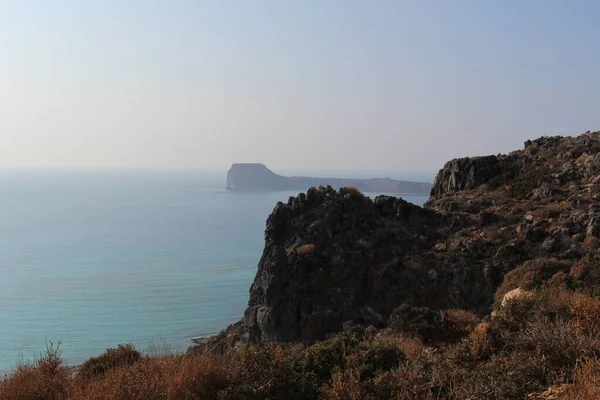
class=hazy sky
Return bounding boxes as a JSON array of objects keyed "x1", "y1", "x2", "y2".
[{"x1": 1, "y1": 1, "x2": 599, "y2": 172}]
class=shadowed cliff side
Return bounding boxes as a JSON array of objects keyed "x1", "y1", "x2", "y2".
[{"x1": 225, "y1": 163, "x2": 432, "y2": 194}]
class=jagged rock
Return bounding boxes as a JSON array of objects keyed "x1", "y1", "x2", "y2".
[{"x1": 531, "y1": 183, "x2": 561, "y2": 200}]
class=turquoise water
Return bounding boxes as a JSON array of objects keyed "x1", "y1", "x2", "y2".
[{"x1": 0, "y1": 170, "x2": 428, "y2": 372}]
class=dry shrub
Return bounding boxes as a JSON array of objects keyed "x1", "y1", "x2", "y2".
[
  {"x1": 321, "y1": 370, "x2": 365, "y2": 400},
  {"x1": 166, "y1": 355, "x2": 230, "y2": 400},
  {"x1": 458, "y1": 322, "x2": 493, "y2": 361},
  {"x1": 383, "y1": 335, "x2": 424, "y2": 359},
  {"x1": 515, "y1": 318, "x2": 597, "y2": 382},
  {"x1": 488, "y1": 287, "x2": 600, "y2": 385},
  {"x1": 570, "y1": 254, "x2": 600, "y2": 295},
  {"x1": 0, "y1": 341, "x2": 71, "y2": 400},
  {"x1": 494, "y1": 258, "x2": 572, "y2": 308},
  {"x1": 442, "y1": 309, "x2": 481, "y2": 340},
  {"x1": 294, "y1": 244, "x2": 316, "y2": 256},
  {"x1": 570, "y1": 293, "x2": 600, "y2": 334},
  {"x1": 571, "y1": 254, "x2": 593, "y2": 280},
  {"x1": 445, "y1": 353, "x2": 545, "y2": 400},
  {"x1": 220, "y1": 344, "x2": 298, "y2": 399},
  {"x1": 73, "y1": 357, "x2": 172, "y2": 400},
  {"x1": 372, "y1": 359, "x2": 435, "y2": 400},
  {"x1": 533, "y1": 285, "x2": 574, "y2": 318},
  {"x1": 75, "y1": 354, "x2": 231, "y2": 400},
  {"x1": 564, "y1": 357, "x2": 600, "y2": 400},
  {"x1": 77, "y1": 344, "x2": 141, "y2": 381}
]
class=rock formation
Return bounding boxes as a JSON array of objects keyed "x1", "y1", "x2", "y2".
[
  {"x1": 208, "y1": 131, "x2": 600, "y2": 348},
  {"x1": 225, "y1": 163, "x2": 432, "y2": 194}
]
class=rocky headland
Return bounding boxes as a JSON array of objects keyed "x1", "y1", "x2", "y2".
[
  {"x1": 181, "y1": 131, "x2": 600, "y2": 398},
  {"x1": 225, "y1": 163, "x2": 432, "y2": 194},
  {"x1": 212, "y1": 132, "x2": 600, "y2": 346}
]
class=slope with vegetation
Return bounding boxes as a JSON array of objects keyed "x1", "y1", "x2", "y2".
[{"x1": 4, "y1": 132, "x2": 600, "y2": 399}]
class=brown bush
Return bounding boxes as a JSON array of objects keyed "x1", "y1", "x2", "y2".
[
  {"x1": 73, "y1": 357, "x2": 171, "y2": 400},
  {"x1": 514, "y1": 318, "x2": 600, "y2": 382},
  {"x1": 321, "y1": 370, "x2": 365, "y2": 400},
  {"x1": 570, "y1": 293, "x2": 600, "y2": 334},
  {"x1": 444, "y1": 353, "x2": 545, "y2": 400},
  {"x1": 494, "y1": 258, "x2": 572, "y2": 308},
  {"x1": 570, "y1": 254, "x2": 600, "y2": 295},
  {"x1": 380, "y1": 334, "x2": 424, "y2": 359},
  {"x1": 564, "y1": 357, "x2": 600, "y2": 400},
  {"x1": 166, "y1": 355, "x2": 230, "y2": 400},
  {"x1": 371, "y1": 359, "x2": 435, "y2": 400},
  {"x1": 0, "y1": 341, "x2": 71, "y2": 400},
  {"x1": 77, "y1": 344, "x2": 141, "y2": 380},
  {"x1": 442, "y1": 309, "x2": 481, "y2": 340},
  {"x1": 220, "y1": 344, "x2": 302, "y2": 399}
]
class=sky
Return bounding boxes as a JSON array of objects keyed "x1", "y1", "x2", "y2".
[{"x1": 1, "y1": 1, "x2": 599, "y2": 173}]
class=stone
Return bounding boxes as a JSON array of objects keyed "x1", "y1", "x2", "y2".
[{"x1": 501, "y1": 288, "x2": 530, "y2": 308}]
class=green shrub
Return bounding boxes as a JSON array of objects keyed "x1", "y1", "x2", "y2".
[
  {"x1": 292, "y1": 331, "x2": 360, "y2": 387},
  {"x1": 347, "y1": 337, "x2": 405, "y2": 379}
]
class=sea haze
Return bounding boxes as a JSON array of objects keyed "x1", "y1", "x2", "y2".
[{"x1": 0, "y1": 170, "x2": 429, "y2": 372}]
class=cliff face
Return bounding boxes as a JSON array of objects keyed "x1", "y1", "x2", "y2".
[
  {"x1": 222, "y1": 132, "x2": 600, "y2": 346},
  {"x1": 225, "y1": 163, "x2": 432, "y2": 194}
]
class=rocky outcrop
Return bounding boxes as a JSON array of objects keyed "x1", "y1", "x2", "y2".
[
  {"x1": 429, "y1": 156, "x2": 503, "y2": 196},
  {"x1": 242, "y1": 187, "x2": 454, "y2": 343},
  {"x1": 207, "y1": 131, "x2": 600, "y2": 348},
  {"x1": 225, "y1": 163, "x2": 432, "y2": 194}
]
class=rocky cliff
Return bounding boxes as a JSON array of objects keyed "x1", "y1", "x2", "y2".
[
  {"x1": 211, "y1": 132, "x2": 600, "y2": 347},
  {"x1": 225, "y1": 163, "x2": 432, "y2": 194}
]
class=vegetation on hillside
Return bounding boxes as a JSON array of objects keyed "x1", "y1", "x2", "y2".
[{"x1": 3, "y1": 280, "x2": 600, "y2": 399}]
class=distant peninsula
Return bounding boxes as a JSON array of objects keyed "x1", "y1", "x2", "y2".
[{"x1": 225, "y1": 163, "x2": 432, "y2": 194}]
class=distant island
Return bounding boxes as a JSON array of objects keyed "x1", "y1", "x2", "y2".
[{"x1": 225, "y1": 163, "x2": 432, "y2": 194}]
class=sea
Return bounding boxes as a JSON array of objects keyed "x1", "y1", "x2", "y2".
[{"x1": 0, "y1": 170, "x2": 430, "y2": 373}]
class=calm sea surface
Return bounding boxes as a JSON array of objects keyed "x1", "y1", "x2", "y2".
[{"x1": 0, "y1": 170, "x2": 428, "y2": 372}]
